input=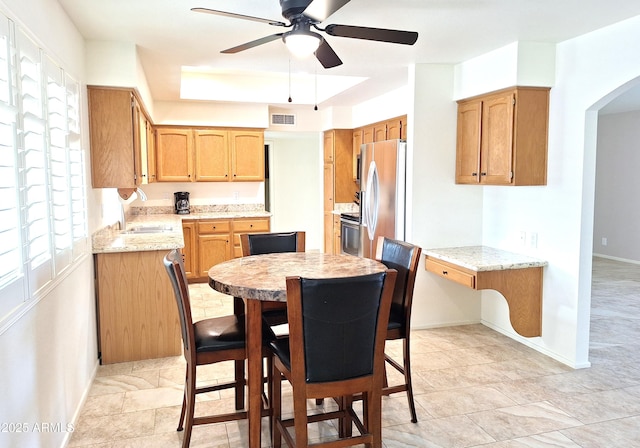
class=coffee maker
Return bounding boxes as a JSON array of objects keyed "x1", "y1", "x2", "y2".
[{"x1": 174, "y1": 191, "x2": 190, "y2": 214}]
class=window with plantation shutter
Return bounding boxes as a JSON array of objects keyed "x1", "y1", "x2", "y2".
[
  {"x1": 0, "y1": 14, "x2": 87, "y2": 329},
  {"x1": 17, "y1": 29, "x2": 52, "y2": 293},
  {"x1": 0, "y1": 16, "x2": 26, "y2": 320}
]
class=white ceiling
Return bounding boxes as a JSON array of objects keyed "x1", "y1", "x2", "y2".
[{"x1": 57, "y1": 0, "x2": 640, "y2": 111}]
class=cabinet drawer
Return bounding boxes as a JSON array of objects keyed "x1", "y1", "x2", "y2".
[
  {"x1": 233, "y1": 218, "x2": 270, "y2": 233},
  {"x1": 425, "y1": 258, "x2": 476, "y2": 289},
  {"x1": 197, "y1": 220, "x2": 231, "y2": 234}
]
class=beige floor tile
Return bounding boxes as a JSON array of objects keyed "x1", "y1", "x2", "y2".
[
  {"x1": 415, "y1": 385, "x2": 517, "y2": 418},
  {"x1": 467, "y1": 402, "x2": 583, "y2": 441},
  {"x1": 71, "y1": 258, "x2": 640, "y2": 447}
]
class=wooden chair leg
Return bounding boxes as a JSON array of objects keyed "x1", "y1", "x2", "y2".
[
  {"x1": 293, "y1": 392, "x2": 309, "y2": 448},
  {"x1": 271, "y1": 361, "x2": 282, "y2": 448},
  {"x1": 181, "y1": 365, "x2": 197, "y2": 448},
  {"x1": 403, "y1": 336, "x2": 418, "y2": 423},
  {"x1": 177, "y1": 366, "x2": 188, "y2": 431},
  {"x1": 234, "y1": 359, "x2": 245, "y2": 411}
]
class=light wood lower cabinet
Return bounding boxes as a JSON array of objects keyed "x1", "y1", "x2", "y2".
[
  {"x1": 197, "y1": 220, "x2": 232, "y2": 279},
  {"x1": 182, "y1": 217, "x2": 270, "y2": 281},
  {"x1": 95, "y1": 251, "x2": 181, "y2": 364}
]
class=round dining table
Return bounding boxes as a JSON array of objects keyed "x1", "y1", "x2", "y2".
[{"x1": 208, "y1": 252, "x2": 387, "y2": 448}]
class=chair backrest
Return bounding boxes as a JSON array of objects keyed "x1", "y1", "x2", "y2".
[
  {"x1": 240, "y1": 231, "x2": 305, "y2": 256},
  {"x1": 375, "y1": 236, "x2": 421, "y2": 331},
  {"x1": 285, "y1": 270, "x2": 397, "y2": 383},
  {"x1": 163, "y1": 249, "x2": 194, "y2": 356}
]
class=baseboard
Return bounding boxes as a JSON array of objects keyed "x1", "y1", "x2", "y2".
[
  {"x1": 593, "y1": 253, "x2": 640, "y2": 265},
  {"x1": 61, "y1": 358, "x2": 100, "y2": 448}
]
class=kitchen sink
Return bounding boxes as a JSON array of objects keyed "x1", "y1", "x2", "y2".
[{"x1": 122, "y1": 225, "x2": 174, "y2": 234}]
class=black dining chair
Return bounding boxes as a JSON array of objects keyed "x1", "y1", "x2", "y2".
[
  {"x1": 270, "y1": 270, "x2": 397, "y2": 448},
  {"x1": 163, "y1": 249, "x2": 256, "y2": 448},
  {"x1": 375, "y1": 236, "x2": 422, "y2": 423}
]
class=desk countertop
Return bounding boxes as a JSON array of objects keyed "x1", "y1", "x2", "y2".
[{"x1": 424, "y1": 246, "x2": 547, "y2": 272}]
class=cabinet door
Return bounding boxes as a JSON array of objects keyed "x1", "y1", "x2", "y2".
[
  {"x1": 198, "y1": 234, "x2": 232, "y2": 277},
  {"x1": 88, "y1": 87, "x2": 136, "y2": 188},
  {"x1": 194, "y1": 129, "x2": 229, "y2": 181},
  {"x1": 181, "y1": 221, "x2": 197, "y2": 279},
  {"x1": 96, "y1": 251, "x2": 181, "y2": 364},
  {"x1": 146, "y1": 121, "x2": 156, "y2": 183},
  {"x1": 373, "y1": 123, "x2": 387, "y2": 142},
  {"x1": 387, "y1": 117, "x2": 406, "y2": 140},
  {"x1": 362, "y1": 126, "x2": 374, "y2": 144},
  {"x1": 323, "y1": 163, "x2": 334, "y2": 212},
  {"x1": 324, "y1": 131, "x2": 335, "y2": 163},
  {"x1": 324, "y1": 211, "x2": 334, "y2": 254},
  {"x1": 455, "y1": 100, "x2": 482, "y2": 184},
  {"x1": 230, "y1": 130, "x2": 264, "y2": 181},
  {"x1": 481, "y1": 92, "x2": 514, "y2": 185},
  {"x1": 333, "y1": 214, "x2": 341, "y2": 255},
  {"x1": 156, "y1": 128, "x2": 193, "y2": 182},
  {"x1": 352, "y1": 129, "x2": 362, "y2": 181}
]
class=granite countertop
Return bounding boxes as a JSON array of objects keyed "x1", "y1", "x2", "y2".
[
  {"x1": 92, "y1": 207, "x2": 272, "y2": 254},
  {"x1": 424, "y1": 246, "x2": 547, "y2": 272}
]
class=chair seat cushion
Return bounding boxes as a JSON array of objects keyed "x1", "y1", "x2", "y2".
[
  {"x1": 194, "y1": 315, "x2": 245, "y2": 352},
  {"x1": 269, "y1": 338, "x2": 291, "y2": 371}
]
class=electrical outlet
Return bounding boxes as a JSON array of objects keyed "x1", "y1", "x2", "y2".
[
  {"x1": 602, "y1": 237, "x2": 608, "y2": 246},
  {"x1": 530, "y1": 232, "x2": 538, "y2": 248},
  {"x1": 163, "y1": 192, "x2": 170, "y2": 200},
  {"x1": 233, "y1": 191, "x2": 239, "y2": 202}
]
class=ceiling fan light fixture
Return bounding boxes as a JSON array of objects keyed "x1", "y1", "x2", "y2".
[{"x1": 283, "y1": 31, "x2": 321, "y2": 58}]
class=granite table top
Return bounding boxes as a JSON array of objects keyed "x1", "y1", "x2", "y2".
[
  {"x1": 208, "y1": 252, "x2": 387, "y2": 302},
  {"x1": 424, "y1": 246, "x2": 547, "y2": 272}
]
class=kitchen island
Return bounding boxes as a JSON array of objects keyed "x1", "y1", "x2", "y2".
[
  {"x1": 424, "y1": 246, "x2": 547, "y2": 337},
  {"x1": 92, "y1": 207, "x2": 271, "y2": 364}
]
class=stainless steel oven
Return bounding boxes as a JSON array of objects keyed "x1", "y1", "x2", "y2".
[{"x1": 340, "y1": 213, "x2": 362, "y2": 257}]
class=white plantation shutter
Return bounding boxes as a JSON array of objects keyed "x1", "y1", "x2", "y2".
[
  {"x1": 65, "y1": 74, "x2": 87, "y2": 258},
  {"x1": 0, "y1": 13, "x2": 87, "y2": 328},
  {"x1": 17, "y1": 29, "x2": 52, "y2": 293},
  {"x1": 45, "y1": 55, "x2": 71, "y2": 271},
  {"x1": 0, "y1": 17, "x2": 26, "y2": 318}
]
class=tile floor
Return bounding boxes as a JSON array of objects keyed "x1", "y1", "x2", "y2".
[{"x1": 69, "y1": 257, "x2": 640, "y2": 447}]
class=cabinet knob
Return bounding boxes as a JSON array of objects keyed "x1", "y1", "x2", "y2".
[
  {"x1": 472, "y1": 173, "x2": 478, "y2": 176},
  {"x1": 481, "y1": 172, "x2": 487, "y2": 176},
  {"x1": 442, "y1": 270, "x2": 448, "y2": 275}
]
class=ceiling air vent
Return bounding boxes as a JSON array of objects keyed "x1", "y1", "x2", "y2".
[{"x1": 271, "y1": 113, "x2": 296, "y2": 126}]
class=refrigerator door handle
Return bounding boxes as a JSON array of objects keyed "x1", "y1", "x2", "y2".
[{"x1": 365, "y1": 161, "x2": 379, "y2": 241}]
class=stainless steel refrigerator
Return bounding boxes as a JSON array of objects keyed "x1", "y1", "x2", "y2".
[{"x1": 360, "y1": 139, "x2": 407, "y2": 259}]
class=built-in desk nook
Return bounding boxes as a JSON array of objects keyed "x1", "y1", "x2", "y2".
[{"x1": 424, "y1": 246, "x2": 547, "y2": 337}]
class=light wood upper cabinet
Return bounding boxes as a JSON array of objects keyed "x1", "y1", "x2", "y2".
[
  {"x1": 230, "y1": 130, "x2": 264, "y2": 181},
  {"x1": 455, "y1": 86, "x2": 550, "y2": 186},
  {"x1": 88, "y1": 86, "x2": 153, "y2": 188},
  {"x1": 155, "y1": 128, "x2": 194, "y2": 182},
  {"x1": 194, "y1": 129, "x2": 228, "y2": 181},
  {"x1": 155, "y1": 127, "x2": 264, "y2": 182}
]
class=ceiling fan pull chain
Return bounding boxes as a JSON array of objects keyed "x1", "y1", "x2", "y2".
[
  {"x1": 288, "y1": 58, "x2": 293, "y2": 103},
  {"x1": 314, "y1": 65, "x2": 318, "y2": 111}
]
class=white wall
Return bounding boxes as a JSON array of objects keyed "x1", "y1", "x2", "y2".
[
  {"x1": 0, "y1": 2, "x2": 97, "y2": 448},
  {"x1": 407, "y1": 64, "x2": 484, "y2": 329},
  {"x1": 593, "y1": 111, "x2": 640, "y2": 263},
  {"x1": 266, "y1": 132, "x2": 324, "y2": 251}
]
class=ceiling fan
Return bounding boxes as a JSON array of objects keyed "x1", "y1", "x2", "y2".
[{"x1": 192, "y1": 0, "x2": 418, "y2": 69}]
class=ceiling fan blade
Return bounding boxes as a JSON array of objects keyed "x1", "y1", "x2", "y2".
[
  {"x1": 303, "y1": 0, "x2": 352, "y2": 22},
  {"x1": 221, "y1": 33, "x2": 284, "y2": 54},
  {"x1": 191, "y1": 7, "x2": 287, "y2": 27},
  {"x1": 315, "y1": 39, "x2": 342, "y2": 68},
  {"x1": 324, "y1": 24, "x2": 418, "y2": 45}
]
